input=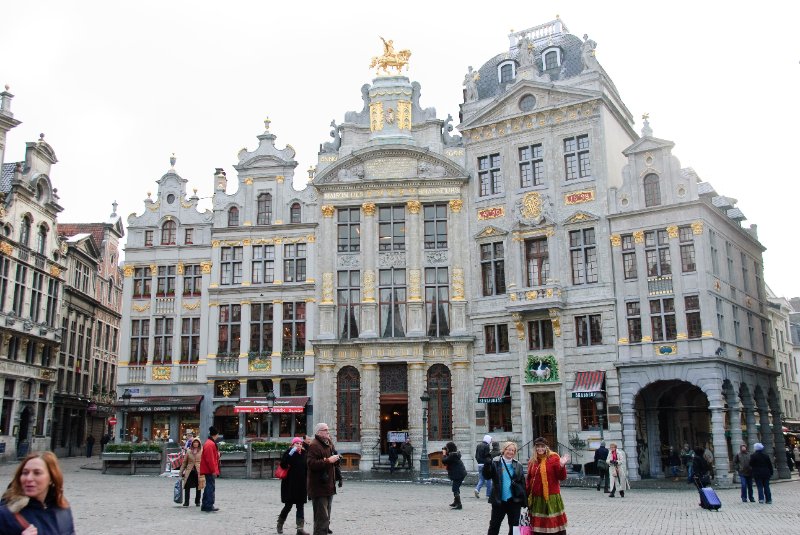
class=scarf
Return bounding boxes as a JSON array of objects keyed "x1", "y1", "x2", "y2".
[{"x1": 534, "y1": 449, "x2": 556, "y2": 501}]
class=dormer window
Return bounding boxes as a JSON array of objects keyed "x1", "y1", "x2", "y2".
[
  {"x1": 161, "y1": 220, "x2": 176, "y2": 245},
  {"x1": 643, "y1": 174, "x2": 662, "y2": 207},
  {"x1": 36, "y1": 224, "x2": 48, "y2": 255},
  {"x1": 228, "y1": 206, "x2": 239, "y2": 227},
  {"x1": 290, "y1": 203, "x2": 301, "y2": 224},
  {"x1": 36, "y1": 183, "x2": 44, "y2": 201},
  {"x1": 542, "y1": 47, "x2": 561, "y2": 70},
  {"x1": 498, "y1": 61, "x2": 516, "y2": 84},
  {"x1": 19, "y1": 216, "x2": 31, "y2": 247},
  {"x1": 257, "y1": 193, "x2": 272, "y2": 225}
]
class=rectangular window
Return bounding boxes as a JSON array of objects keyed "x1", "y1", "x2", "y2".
[
  {"x1": 45, "y1": 278, "x2": 59, "y2": 327},
  {"x1": 378, "y1": 206, "x2": 406, "y2": 251},
  {"x1": 0, "y1": 256, "x2": 11, "y2": 311},
  {"x1": 685, "y1": 295, "x2": 702, "y2": 339},
  {"x1": 564, "y1": 134, "x2": 590, "y2": 180},
  {"x1": 569, "y1": 228, "x2": 597, "y2": 285},
  {"x1": 217, "y1": 304, "x2": 241, "y2": 355},
  {"x1": 747, "y1": 312, "x2": 755, "y2": 349},
  {"x1": 283, "y1": 243, "x2": 307, "y2": 283},
  {"x1": 252, "y1": 245, "x2": 275, "y2": 284},
  {"x1": 249, "y1": 303, "x2": 274, "y2": 354},
  {"x1": 725, "y1": 242, "x2": 734, "y2": 284},
  {"x1": 282, "y1": 302, "x2": 306, "y2": 353},
  {"x1": 130, "y1": 319, "x2": 149, "y2": 364},
  {"x1": 182, "y1": 264, "x2": 201, "y2": 296},
  {"x1": 484, "y1": 324, "x2": 509, "y2": 354},
  {"x1": 337, "y1": 271, "x2": 360, "y2": 339},
  {"x1": 709, "y1": 230, "x2": 719, "y2": 276},
  {"x1": 519, "y1": 144, "x2": 544, "y2": 188},
  {"x1": 29, "y1": 271, "x2": 44, "y2": 322},
  {"x1": 423, "y1": 203, "x2": 448, "y2": 249},
  {"x1": 425, "y1": 267, "x2": 450, "y2": 337},
  {"x1": 144, "y1": 230, "x2": 153, "y2": 247},
  {"x1": 525, "y1": 237, "x2": 550, "y2": 287},
  {"x1": 0, "y1": 380, "x2": 15, "y2": 435},
  {"x1": 184, "y1": 228, "x2": 194, "y2": 245},
  {"x1": 620, "y1": 235, "x2": 637, "y2": 281},
  {"x1": 488, "y1": 400, "x2": 512, "y2": 433},
  {"x1": 153, "y1": 317, "x2": 174, "y2": 363},
  {"x1": 478, "y1": 153, "x2": 502, "y2": 196},
  {"x1": 645, "y1": 230, "x2": 671, "y2": 276},
  {"x1": 580, "y1": 396, "x2": 608, "y2": 431},
  {"x1": 180, "y1": 317, "x2": 200, "y2": 363},
  {"x1": 626, "y1": 301, "x2": 642, "y2": 343},
  {"x1": 741, "y1": 253, "x2": 750, "y2": 293},
  {"x1": 379, "y1": 268, "x2": 406, "y2": 338},
  {"x1": 480, "y1": 242, "x2": 506, "y2": 296},
  {"x1": 715, "y1": 297, "x2": 725, "y2": 340},
  {"x1": 337, "y1": 207, "x2": 361, "y2": 252},
  {"x1": 760, "y1": 318, "x2": 769, "y2": 354},
  {"x1": 133, "y1": 267, "x2": 151, "y2": 298},
  {"x1": 575, "y1": 314, "x2": 602, "y2": 346},
  {"x1": 732, "y1": 305, "x2": 741, "y2": 345},
  {"x1": 220, "y1": 246, "x2": 243, "y2": 285},
  {"x1": 650, "y1": 298, "x2": 677, "y2": 342},
  {"x1": 528, "y1": 319, "x2": 554, "y2": 350},
  {"x1": 679, "y1": 226, "x2": 696, "y2": 272},
  {"x1": 156, "y1": 265, "x2": 176, "y2": 295},
  {"x1": 12, "y1": 264, "x2": 27, "y2": 316}
]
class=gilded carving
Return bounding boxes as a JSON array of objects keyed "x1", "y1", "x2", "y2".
[
  {"x1": 363, "y1": 270, "x2": 376, "y2": 302},
  {"x1": 361, "y1": 202, "x2": 376, "y2": 216},
  {"x1": 478, "y1": 206, "x2": 504, "y2": 220},
  {"x1": 691, "y1": 221, "x2": 704, "y2": 235},
  {"x1": 564, "y1": 190, "x2": 595, "y2": 205},
  {"x1": 123, "y1": 264, "x2": 134, "y2": 277},
  {"x1": 49, "y1": 266, "x2": 61, "y2": 278},
  {"x1": 408, "y1": 269, "x2": 421, "y2": 301},
  {"x1": 0, "y1": 242, "x2": 12, "y2": 256},
  {"x1": 147, "y1": 201, "x2": 161, "y2": 211},
  {"x1": 200, "y1": 261, "x2": 212, "y2": 274},
  {"x1": 152, "y1": 366, "x2": 171, "y2": 381},
  {"x1": 525, "y1": 291, "x2": 538, "y2": 300},
  {"x1": 633, "y1": 230, "x2": 645, "y2": 244},
  {"x1": 182, "y1": 301, "x2": 201, "y2": 310},
  {"x1": 244, "y1": 177, "x2": 253, "y2": 185},
  {"x1": 610, "y1": 234, "x2": 622, "y2": 248},
  {"x1": 369, "y1": 37, "x2": 411, "y2": 75},
  {"x1": 211, "y1": 240, "x2": 220, "y2": 248},
  {"x1": 176, "y1": 263, "x2": 184, "y2": 275},
  {"x1": 370, "y1": 102, "x2": 384, "y2": 132},
  {"x1": 132, "y1": 302, "x2": 151, "y2": 312},
  {"x1": 520, "y1": 191, "x2": 543, "y2": 220},
  {"x1": 307, "y1": 234, "x2": 316, "y2": 243},
  {"x1": 406, "y1": 200, "x2": 421, "y2": 214},
  {"x1": 321, "y1": 205, "x2": 335, "y2": 218},
  {"x1": 397, "y1": 100, "x2": 412, "y2": 130},
  {"x1": 322, "y1": 272, "x2": 334, "y2": 304},
  {"x1": 276, "y1": 176, "x2": 285, "y2": 183},
  {"x1": 449, "y1": 199, "x2": 463, "y2": 213},
  {"x1": 702, "y1": 330, "x2": 713, "y2": 338},
  {"x1": 451, "y1": 268, "x2": 465, "y2": 301},
  {"x1": 512, "y1": 313, "x2": 525, "y2": 340},
  {"x1": 548, "y1": 309, "x2": 561, "y2": 337},
  {"x1": 149, "y1": 264, "x2": 157, "y2": 274},
  {"x1": 641, "y1": 335, "x2": 652, "y2": 343},
  {"x1": 666, "y1": 225, "x2": 679, "y2": 239},
  {"x1": 618, "y1": 337, "x2": 629, "y2": 345}
]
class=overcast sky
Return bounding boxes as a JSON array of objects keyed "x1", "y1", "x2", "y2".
[{"x1": 1, "y1": 1, "x2": 798, "y2": 297}]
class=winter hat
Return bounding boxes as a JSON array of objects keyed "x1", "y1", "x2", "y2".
[
  {"x1": 754, "y1": 442, "x2": 764, "y2": 451},
  {"x1": 291, "y1": 437, "x2": 304, "y2": 445},
  {"x1": 483, "y1": 434, "x2": 492, "y2": 444},
  {"x1": 534, "y1": 437, "x2": 548, "y2": 446}
]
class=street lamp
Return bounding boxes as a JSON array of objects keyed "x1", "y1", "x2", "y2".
[
  {"x1": 266, "y1": 391, "x2": 276, "y2": 438},
  {"x1": 419, "y1": 391, "x2": 430, "y2": 480},
  {"x1": 594, "y1": 392, "x2": 605, "y2": 441},
  {"x1": 120, "y1": 389, "x2": 132, "y2": 441}
]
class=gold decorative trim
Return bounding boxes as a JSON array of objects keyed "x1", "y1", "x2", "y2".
[
  {"x1": 641, "y1": 335, "x2": 652, "y2": 342},
  {"x1": 449, "y1": 199, "x2": 463, "y2": 213},
  {"x1": 478, "y1": 206, "x2": 504, "y2": 220},
  {"x1": 702, "y1": 330, "x2": 713, "y2": 338},
  {"x1": 147, "y1": 201, "x2": 161, "y2": 211},
  {"x1": 397, "y1": 100, "x2": 411, "y2": 130},
  {"x1": 240, "y1": 300, "x2": 251, "y2": 305},
  {"x1": 521, "y1": 192, "x2": 543, "y2": 219},
  {"x1": 408, "y1": 269, "x2": 421, "y2": 301},
  {"x1": 243, "y1": 221, "x2": 252, "y2": 226},
  {"x1": 618, "y1": 338, "x2": 629, "y2": 345},
  {"x1": 241, "y1": 282, "x2": 251, "y2": 287},
  {"x1": 511, "y1": 313, "x2": 525, "y2": 340},
  {"x1": 123, "y1": 264, "x2": 135, "y2": 277},
  {"x1": 275, "y1": 220, "x2": 283, "y2": 225},
  {"x1": 691, "y1": 221, "x2": 704, "y2": 235},
  {"x1": 242, "y1": 239, "x2": 252, "y2": 246},
  {"x1": 152, "y1": 366, "x2": 171, "y2": 381},
  {"x1": 0, "y1": 242, "x2": 13, "y2": 256},
  {"x1": 361, "y1": 202, "x2": 376, "y2": 216},
  {"x1": 548, "y1": 309, "x2": 561, "y2": 337},
  {"x1": 322, "y1": 272, "x2": 334, "y2": 304},
  {"x1": 149, "y1": 263, "x2": 157, "y2": 273},
  {"x1": 182, "y1": 301, "x2": 201, "y2": 310},
  {"x1": 244, "y1": 177, "x2": 254, "y2": 185},
  {"x1": 176, "y1": 263, "x2": 184, "y2": 275},
  {"x1": 610, "y1": 235, "x2": 621, "y2": 247},
  {"x1": 406, "y1": 200, "x2": 421, "y2": 214},
  {"x1": 209, "y1": 302, "x2": 219, "y2": 307},
  {"x1": 304, "y1": 297, "x2": 316, "y2": 302},
  {"x1": 666, "y1": 225, "x2": 679, "y2": 239},
  {"x1": 451, "y1": 268, "x2": 465, "y2": 301},
  {"x1": 655, "y1": 344, "x2": 677, "y2": 356},
  {"x1": 273, "y1": 280, "x2": 283, "y2": 285},
  {"x1": 212, "y1": 240, "x2": 220, "y2": 248},
  {"x1": 276, "y1": 175, "x2": 285, "y2": 183},
  {"x1": 272, "y1": 299, "x2": 284, "y2": 304},
  {"x1": 676, "y1": 332, "x2": 688, "y2": 340},
  {"x1": 306, "y1": 234, "x2": 316, "y2": 243},
  {"x1": 132, "y1": 302, "x2": 151, "y2": 312},
  {"x1": 564, "y1": 190, "x2": 595, "y2": 205},
  {"x1": 49, "y1": 266, "x2": 62, "y2": 277},
  {"x1": 633, "y1": 231, "x2": 645, "y2": 244},
  {"x1": 370, "y1": 101, "x2": 384, "y2": 132},
  {"x1": 209, "y1": 283, "x2": 219, "y2": 289},
  {"x1": 200, "y1": 261, "x2": 212, "y2": 274},
  {"x1": 321, "y1": 205, "x2": 335, "y2": 218}
]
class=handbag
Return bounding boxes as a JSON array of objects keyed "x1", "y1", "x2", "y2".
[
  {"x1": 275, "y1": 464, "x2": 290, "y2": 479},
  {"x1": 502, "y1": 459, "x2": 526, "y2": 504},
  {"x1": 597, "y1": 459, "x2": 608, "y2": 471},
  {"x1": 173, "y1": 479, "x2": 182, "y2": 503}
]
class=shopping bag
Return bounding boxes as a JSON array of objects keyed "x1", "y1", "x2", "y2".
[
  {"x1": 275, "y1": 464, "x2": 290, "y2": 479},
  {"x1": 513, "y1": 509, "x2": 532, "y2": 535},
  {"x1": 173, "y1": 479, "x2": 182, "y2": 503}
]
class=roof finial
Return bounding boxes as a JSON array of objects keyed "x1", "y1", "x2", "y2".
[
  {"x1": 170, "y1": 153, "x2": 176, "y2": 169},
  {"x1": 641, "y1": 113, "x2": 653, "y2": 137},
  {"x1": 4, "y1": 85, "x2": 9, "y2": 91},
  {"x1": 111, "y1": 201, "x2": 118, "y2": 217},
  {"x1": 39, "y1": 133, "x2": 45, "y2": 141},
  {"x1": 264, "y1": 116, "x2": 271, "y2": 132}
]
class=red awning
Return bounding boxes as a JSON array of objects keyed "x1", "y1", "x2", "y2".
[
  {"x1": 478, "y1": 377, "x2": 510, "y2": 403},
  {"x1": 571, "y1": 371, "x2": 605, "y2": 398},
  {"x1": 234, "y1": 397, "x2": 309, "y2": 414}
]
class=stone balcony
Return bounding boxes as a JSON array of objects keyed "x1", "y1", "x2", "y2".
[{"x1": 505, "y1": 284, "x2": 564, "y2": 312}]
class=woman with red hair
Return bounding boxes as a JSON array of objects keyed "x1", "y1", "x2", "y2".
[
  {"x1": 526, "y1": 437, "x2": 569, "y2": 535},
  {"x1": 0, "y1": 451, "x2": 75, "y2": 534}
]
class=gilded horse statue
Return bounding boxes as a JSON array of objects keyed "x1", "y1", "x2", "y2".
[{"x1": 369, "y1": 37, "x2": 411, "y2": 75}]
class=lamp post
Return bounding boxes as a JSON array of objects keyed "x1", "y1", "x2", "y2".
[
  {"x1": 266, "y1": 391, "x2": 276, "y2": 438},
  {"x1": 120, "y1": 389, "x2": 132, "y2": 441},
  {"x1": 594, "y1": 392, "x2": 605, "y2": 441},
  {"x1": 419, "y1": 391, "x2": 430, "y2": 480}
]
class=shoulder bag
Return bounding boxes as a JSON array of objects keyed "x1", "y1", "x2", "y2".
[
  {"x1": 502, "y1": 459, "x2": 526, "y2": 504},
  {"x1": 275, "y1": 464, "x2": 290, "y2": 479}
]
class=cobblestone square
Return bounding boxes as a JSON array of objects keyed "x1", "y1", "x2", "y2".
[{"x1": 2, "y1": 458, "x2": 799, "y2": 534}]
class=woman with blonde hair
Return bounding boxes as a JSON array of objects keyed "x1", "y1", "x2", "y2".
[
  {"x1": 526, "y1": 437, "x2": 569, "y2": 535},
  {"x1": 180, "y1": 437, "x2": 205, "y2": 506},
  {"x1": 483, "y1": 441, "x2": 526, "y2": 535},
  {"x1": 0, "y1": 451, "x2": 75, "y2": 534},
  {"x1": 606, "y1": 442, "x2": 630, "y2": 498}
]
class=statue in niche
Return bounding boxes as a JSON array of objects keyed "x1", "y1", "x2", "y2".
[
  {"x1": 337, "y1": 164, "x2": 365, "y2": 182},
  {"x1": 463, "y1": 66, "x2": 479, "y2": 102},
  {"x1": 581, "y1": 34, "x2": 600, "y2": 71},
  {"x1": 320, "y1": 119, "x2": 342, "y2": 153},
  {"x1": 418, "y1": 160, "x2": 446, "y2": 178},
  {"x1": 442, "y1": 114, "x2": 462, "y2": 147}
]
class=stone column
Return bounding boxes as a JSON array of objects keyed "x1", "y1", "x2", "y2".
[
  {"x1": 448, "y1": 199, "x2": 468, "y2": 335},
  {"x1": 729, "y1": 400, "x2": 746, "y2": 458},
  {"x1": 361, "y1": 363, "x2": 380, "y2": 464},
  {"x1": 709, "y1": 404, "x2": 731, "y2": 484},
  {"x1": 405, "y1": 200, "x2": 424, "y2": 336},
  {"x1": 274, "y1": 238, "x2": 285, "y2": 285},
  {"x1": 770, "y1": 405, "x2": 791, "y2": 479},
  {"x1": 360, "y1": 203, "x2": 378, "y2": 338},
  {"x1": 645, "y1": 408, "x2": 661, "y2": 478},
  {"x1": 744, "y1": 401, "x2": 757, "y2": 447},
  {"x1": 305, "y1": 233, "x2": 317, "y2": 286},
  {"x1": 451, "y1": 355, "x2": 471, "y2": 458},
  {"x1": 303, "y1": 299, "x2": 315, "y2": 375},
  {"x1": 621, "y1": 406, "x2": 640, "y2": 481},
  {"x1": 407, "y1": 362, "x2": 424, "y2": 457},
  {"x1": 317, "y1": 363, "x2": 335, "y2": 434},
  {"x1": 274, "y1": 176, "x2": 285, "y2": 224},
  {"x1": 318, "y1": 206, "x2": 336, "y2": 340}
]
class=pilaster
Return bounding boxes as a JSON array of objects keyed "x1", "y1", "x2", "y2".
[{"x1": 361, "y1": 363, "x2": 380, "y2": 464}]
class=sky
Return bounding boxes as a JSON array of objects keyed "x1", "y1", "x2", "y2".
[{"x1": 1, "y1": 1, "x2": 798, "y2": 297}]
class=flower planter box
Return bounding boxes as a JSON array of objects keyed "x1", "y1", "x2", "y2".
[
  {"x1": 219, "y1": 452, "x2": 247, "y2": 478},
  {"x1": 101, "y1": 452, "x2": 131, "y2": 475},
  {"x1": 131, "y1": 451, "x2": 164, "y2": 475},
  {"x1": 249, "y1": 450, "x2": 282, "y2": 479}
]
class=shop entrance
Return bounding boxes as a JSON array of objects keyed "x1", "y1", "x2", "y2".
[
  {"x1": 530, "y1": 392, "x2": 557, "y2": 448},
  {"x1": 379, "y1": 362, "x2": 408, "y2": 455},
  {"x1": 379, "y1": 401, "x2": 408, "y2": 454}
]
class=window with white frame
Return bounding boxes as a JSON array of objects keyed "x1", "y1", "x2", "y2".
[
  {"x1": 498, "y1": 61, "x2": 515, "y2": 83},
  {"x1": 542, "y1": 47, "x2": 561, "y2": 70},
  {"x1": 564, "y1": 135, "x2": 590, "y2": 180}
]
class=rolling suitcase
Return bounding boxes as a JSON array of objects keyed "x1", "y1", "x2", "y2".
[{"x1": 696, "y1": 479, "x2": 721, "y2": 510}]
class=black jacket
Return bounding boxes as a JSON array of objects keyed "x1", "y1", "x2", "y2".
[
  {"x1": 748, "y1": 450, "x2": 774, "y2": 479},
  {"x1": 594, "y1": 446, "x2": 609, "y2": 463},
  {"x1": 482, "y1": 456, "x2": 525, "y2": 505},
  {"x1": 0, "y1": 499, "x2": 75, "y2": 535},
  {"x1": 279, "y1": 445, "x2": 308, "y2": 505},
  {"x1": 442, "y1": 451, "x2": 467, "y2": 481},
  {"x1": 475, "y1": 441, "x2": 491, "y2": 464}
]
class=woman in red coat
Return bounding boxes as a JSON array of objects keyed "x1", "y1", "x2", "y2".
[{"x1": 526, "y1": 437, "x2": 569, "y2": 534}]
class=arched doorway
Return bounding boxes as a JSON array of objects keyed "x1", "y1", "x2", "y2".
[{"x1": 634, "y1": 380, "x2": 710, "y2": 478}]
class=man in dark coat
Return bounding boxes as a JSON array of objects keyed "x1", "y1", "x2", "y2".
[
  {"x1": 307, "y1": 423, "x2": 339, "y2": 535},
  {"x1": 733, "y1": 443, "x2": 754, "y2": 502},
  {"x1": 100, "y1": 433, "x2": 110, "y2": 454},
  {"x1": 400, "y1": 438, "x2": 413, "y2": 470},
  {"x1": 748, "y1": 442, "x2": 773, "y2": 504},
  {"x1": 594, "y1": 441, "x2": 609, "y2": 492},
  {"x1": 85, "y1": 435, "x2": 95, "y2": 458}
]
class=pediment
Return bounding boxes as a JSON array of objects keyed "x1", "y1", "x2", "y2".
[
  {"x1": 235, "y1": 154, "x2": 296, "y2": 171},
  {"x1": 563, "y1": 210, "x2": 599, "y2": 225},
  {"x1": 461, "y1": 82, "x2": 599, "y2": 130},
  {"x1": 314, "y1": 145, "x2": 467, "y2": 185},
  {"x1": 622, "y1": 136, "x2": 675, "y2": 156},
  {"x1": 68, "y1": 234, "x2": 100, "y2": 260},
  {"x1": 474, "y1": 225, "x2": 508, "y2": 239}
]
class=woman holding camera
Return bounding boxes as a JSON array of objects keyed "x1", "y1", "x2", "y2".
[
  {"x1": 441, "y1": 442, "x2": 467, "y2": 510},
  {"x1": 606, "y1": 442, "x2": 630, "y2": 498}
]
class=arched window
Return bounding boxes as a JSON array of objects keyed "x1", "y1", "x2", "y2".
[
  {"x1": 19, "y1": 216, "x2": 31, "y2": 247},
  {"x1": 498, "y1": 61, "x2": 515, "y2": 84},
  {"x1": 36, "y1": 224, "x2": 48, "y2": 255},
  {"x1": 108, "y1": 277, "x2": 115, "y2": 303},
  {"x1": 290, "y1": 203, "x2": 301, "y2": 224},
  {"x1": 427, "y1": 364, "x2": 452, "y2": 440},
  {"x1": 643, "y1": 173, "x2": 661, "y2": 207},
  {"x1": 543, "y1": 48, "x2": 561, "y2": 70},
  {"x1": 337, "y1": 366, "x2": 361, "y2": 441},
  {"x1": 228, "y1": 206, "x2": 239, "y2": 227},
  {"x1": 35, "y1": 183, "x2": 44, "y2": 201},
  {"x1": 161, "y1": 220, "x2": 176, "y2": 245},
  {"x1": 257, "y1": 193, "x2": 272, "y2": 225}
]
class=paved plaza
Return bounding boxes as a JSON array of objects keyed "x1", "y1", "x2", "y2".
[{"x1": 1, "y1": 457, "x2": 799, "y2": 534}]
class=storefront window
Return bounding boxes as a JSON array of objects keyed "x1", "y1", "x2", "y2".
[
  {"x1": 213, "y1": 405, "x2": 238, "y2": 441},
  {"x1": 246, "y1": 414, "x2": 270, "y2": 438},
  {"x1": 179, "y1": 416, "x2": 199, "y2": 443},
  {"x1": 127, "y1": 415, "x2": 143, "y2": 443},
  {"x1": 279, "y1": 413, "x2": 306, "y2": 437},
  {"x1": 151, "y1": 414, "x2": 170, "y2": 441}
]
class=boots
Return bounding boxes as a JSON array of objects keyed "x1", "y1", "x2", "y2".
[
  {"x1": 620, "y1": 490, "x2": 625, "y2": 498},
  {"x1": 448, "y1": 494, "x2": 457, "y2": 507},
  {"x1": 296, "y1": 519, "x2": 310, "y2": 535},
  {"x1": 183, "y1": 487, "x2": 190, "y2": 507},
  {"x1": 277, "y1": 512, "x2": 287, "y2": 534},
  {"x1": 609, "y1": 490, "x2": 615, "y2": 498},
  {"x1": 195, "y1": 489, "x2": 201, "y2": 506},
  {"x1": 450, "y1": 494, "x2": 462, "y2": 510}
]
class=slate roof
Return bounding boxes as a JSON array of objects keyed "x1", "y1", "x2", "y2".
[{"x1": 1, "y1": 162, "x2": 16, "y2": 193}]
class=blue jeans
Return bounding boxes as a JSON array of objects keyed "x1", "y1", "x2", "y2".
[
  {"x1": 754, "y1": 476, "x2": 771, "y2": 503},
  {"x1": 201, "y1": 474, "x2": 216, "y2": 510},
  {"x1": 475, "y1": 464, "x2": 492, "y2": 496},
  {"x1": 739, "y1": 474, "x2": 754, "y2": 501}
]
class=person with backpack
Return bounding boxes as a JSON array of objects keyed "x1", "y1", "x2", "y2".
[{"x1": 474, "y1": 434, "x2": 492, "y2": 499}]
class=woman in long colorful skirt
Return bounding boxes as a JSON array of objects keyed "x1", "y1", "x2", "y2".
[{"x1": 526, "y1": 437, "x2": 569, "y2": 534}]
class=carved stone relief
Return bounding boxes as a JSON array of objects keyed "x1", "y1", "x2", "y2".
[
  {"x1": 378, "y1": 251, "x2": 406, "y2": 268},
  {"x1": 425, "y1": 250, "x2": 448, "y2": 265},
  {"x1": 337, "y1": 254, "x2": 361, "y2": 269}
]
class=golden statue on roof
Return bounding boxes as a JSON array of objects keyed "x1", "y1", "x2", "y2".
[{"x1": 369, "y1": 37, "x2": 411, "y2": 75}]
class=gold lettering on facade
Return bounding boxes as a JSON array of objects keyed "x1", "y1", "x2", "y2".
[
  {"x1": 564, "y1": 189, "x2": 595, "y2": 205},
  {"x1": 478, "y1": 206, "x2": 504, "y2": 220}
]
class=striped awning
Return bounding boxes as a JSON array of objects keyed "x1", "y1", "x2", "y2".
[
  {"x1": 571, "y1": 371, "x2": 605, "y2": 398},
  {"x1": 478, "y1": 376, "x2": 510, "y2": 403}
]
